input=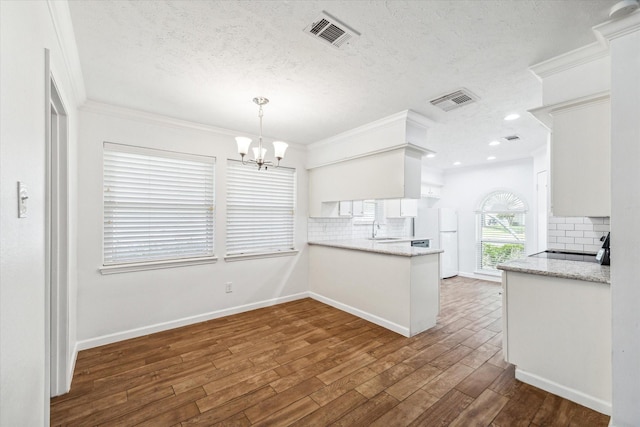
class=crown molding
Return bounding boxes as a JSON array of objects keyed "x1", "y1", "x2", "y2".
[
  {"x1": 529, "y1": 41, "x2": 609, "y2": 80},
  {"x1": 47, "y1": 0, "x2": 86, "y2": 105},
  {"x1": 593, "y1": 9, "x2": 640, "y2": 45},
  {"x1": 79, "y1": 100, "x2": 307, "y2": 150},
  {"x1": 307, "y1": 109, "x2": 433, "y2": 151},
  {"x1": 306, "y1": 143, "x2": 430, "y2": 170}
]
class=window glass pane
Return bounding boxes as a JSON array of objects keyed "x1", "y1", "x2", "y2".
[
  {"x1": 103, "y1": 143, "x2": 215, "y2": 265},
  {"x1": 226, "y1": 160, "x2": 296, "y2": 255},
  {"x1": 477, "y1": 191, "x2": 526, "y2": 271}
]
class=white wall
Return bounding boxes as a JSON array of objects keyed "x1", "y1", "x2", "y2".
[
  {"x1": 438, "y1": 158, "x2": 535, "y2": 278},
  {"x1": 0, "y1": 1, "x2": 79, "y2": 424},
  {"x1": 75, "y1": 105, "x2": 309, "y2": 347},
  {"x1": 606, "y1": 13, "x2": 640, "y2": 426}
]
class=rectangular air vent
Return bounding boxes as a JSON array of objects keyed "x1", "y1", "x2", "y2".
[
  {"x1": 304, "y1": 11, "x2": 360, "y2": 49},
  {"x1": 503, "y1": 135, "x2": 521, "y2": 142},
  {"x1": 429, "y1": 89, "x2": 478, "y2": 112}
]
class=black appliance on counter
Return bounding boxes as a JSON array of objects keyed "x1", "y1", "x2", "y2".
[{"x1": 596, "y1": 232, "x2": 610, "y2": 265}]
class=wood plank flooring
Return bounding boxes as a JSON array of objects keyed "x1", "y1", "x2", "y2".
[{"x1": 51, "y1": 276, "x2": 610, "y2": 426}]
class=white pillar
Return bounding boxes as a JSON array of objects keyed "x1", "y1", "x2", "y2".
[{"x1": 595, "y1": 11, "x2": 640, "y2": 427}]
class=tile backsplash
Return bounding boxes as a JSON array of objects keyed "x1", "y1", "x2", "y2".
[
  {"x1": 308, "y1": 217, "x2": 411, "y2": 241},
  {"x1": 548, "y1": 216, "x2": 610, "y2": 253}
]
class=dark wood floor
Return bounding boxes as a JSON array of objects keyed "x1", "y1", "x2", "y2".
[{"x1": 51, "y1": 276, "x2": 610, "y2": 426}]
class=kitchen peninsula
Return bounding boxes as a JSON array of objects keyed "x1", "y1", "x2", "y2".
[
  {"x1": 498, "y1": 256, "x2": 611, "y2": 415},
  {"x1": 308, "y1": 239, "x2": 442, "y2": 338}
]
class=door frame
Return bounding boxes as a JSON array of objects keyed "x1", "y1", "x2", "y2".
[{"x1": 44, "y1": 48, "x2": 71, "y2": 402}]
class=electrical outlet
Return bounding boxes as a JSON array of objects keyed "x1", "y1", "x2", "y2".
[{"x1": 225, "y1": 282, "x2": 232, "y2": 293}]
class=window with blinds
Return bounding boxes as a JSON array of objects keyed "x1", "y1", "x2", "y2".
[
  {"x1": 477, "y1": 191, "x2": 527, "y2": 271},
  {"x1": 103, "y1": 142, "x2": 215, "y2": 265},
  {"x1": 226, "y1": 160, "x2": 296, "y2": 255},
  {"x1": 354, "y1": 200, "x2": 378, "y2": 224}
]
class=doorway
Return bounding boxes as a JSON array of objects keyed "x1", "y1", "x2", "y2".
[{"x1": 45, "y1": 49, "x2": 70, "y2": 398}]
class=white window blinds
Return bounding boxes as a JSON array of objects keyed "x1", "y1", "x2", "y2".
[
  {"x1": 226, "y1": 160, "x2": 296, "y2": 255},
  {"x1": 103, "y1": 142, "x2": 215, "y2": 265}
]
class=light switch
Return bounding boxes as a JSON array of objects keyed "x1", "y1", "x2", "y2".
[{"x1": 17, "y1": 182, "x2": 28, "y2": 218}]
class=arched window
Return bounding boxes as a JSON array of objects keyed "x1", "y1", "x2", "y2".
[{"x1": 477, "y1": 191, "x2": 527, "y2": 271}]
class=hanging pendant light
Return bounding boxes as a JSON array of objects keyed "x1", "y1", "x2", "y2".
[{"x1": 235, "y1": 97, "x2": 288, "y2": 170}]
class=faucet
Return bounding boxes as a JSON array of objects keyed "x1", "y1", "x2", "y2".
[{"x1": 372, "y1": 220, "x2": 380, "y2": 239}]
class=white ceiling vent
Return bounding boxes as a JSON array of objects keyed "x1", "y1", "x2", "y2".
[
  {"x1": 503, "y1": 135, "x2": 521, "y2": 142},
  {"x1": 429, "y1": 89, "x2": 478, "y2": 112},
  {"x1": 304, "y1": 11, "x2": 360, "y2": 49}
]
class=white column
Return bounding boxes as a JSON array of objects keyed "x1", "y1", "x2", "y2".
[{"x1": 595, "y1": 11, "x2": 640, "y2": 427}]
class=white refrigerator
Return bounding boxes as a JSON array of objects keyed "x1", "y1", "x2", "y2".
[{"x1": 415, "y1": 203, "x2": 459, "y2": 279}]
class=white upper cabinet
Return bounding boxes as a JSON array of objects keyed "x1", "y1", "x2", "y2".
[
  {"x1": 531, "y1": 93, "x2": 610, "y2": 217},
  {"x1": 385, "y1": 199, "x2": 418, "y2": 218},
  {"x1": 421, "y1": 185, "x2": 441, "y2": 199},
  {"x1": 338, "y1": 200, "x2": 352, "y2": 216},
  {"x1": 352, "y1": 200, "x2": 365, "y2": 217}
]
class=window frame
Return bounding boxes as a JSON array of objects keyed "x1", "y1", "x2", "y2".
[
  {"x1": 100, "y1": 142, "x2": 217, "y2": 274},
  {"x1": 476, "y1": 190, "x2": 527, "y2": 273},
  {"x1": 224, "y1": 159, "x2": 297, "y2": 261}
]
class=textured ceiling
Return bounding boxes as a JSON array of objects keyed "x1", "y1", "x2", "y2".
[{"x1": 68, "y1": 0, "x2": 616, "y2": 169}]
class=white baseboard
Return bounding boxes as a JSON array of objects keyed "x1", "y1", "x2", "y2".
[
  {"x1": 457, "y1": 271, "x2": 502, "y2": 283},
  {"x1": 515, "y1": 368, "x2": 611, "y2": 416},
  {"x1": 67, "y1": 341, "x2": 79, "y2": 392},
  {"x1": 76, "y1": 292, "x2": 310, "y2": 351},
  {"x1": 308, "y1": 292, "x2": 410, "y2": 337}
]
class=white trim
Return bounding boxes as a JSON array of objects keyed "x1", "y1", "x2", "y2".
[
  {"x1": 224, "y1": 250, "x2": 299, "y2": 262},
  {"x1": 80, "y1": 100, "x2": 307, "y2": 150},
  {"x1": 529, "y1": 41, "x2": 609, "y2": 80},
  {"x1": 46, "y1": 0, "x2": 86, "y2": 104},
  {"x1": 308, "y1": 292, "x2": 410, "y2": 337},
  {"x1": 76, "y1": 292, "x2": 310, "y2": 350},
  {"x1": 100, "y1": 257, "x2": 218, "y2": 275},
  {"x1": 593, "y1": 9, "x2": 640, "y2": 45},
  {"x1": 306, "y1": 144, "x2": 429, "y2": 170},
  {"x1": 307, "y1": 110, "x2": 434, "y2": 151},
  {"x1": 457, "y1": 271, "x2": 502, "y2": 283},
  {"x1": 529, "y1": 91, "x2": 610, "y2": 130},
  {"x1": 67, "y1": 341, "x2": 79, "y2": 394},
  {"x1": 515, "y1": 368, "x2": 612, "y2": 416}
]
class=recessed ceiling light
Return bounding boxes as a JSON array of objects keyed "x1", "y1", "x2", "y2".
[
  {"x1": 504, "y1": 113, "x2": 520, "y2": 121},
  {"x1": 453, "y1": 161, "x2": 461, "y2": 166},
  {"x1": 426, "y1": 153, "x2": 436, "y2": 158},
  {"x1": 489, "y1": 140, "x2": 500, "y2": 146},
  {"x1": 487, "y1": 156, "x2": 496, "y2": 160}
]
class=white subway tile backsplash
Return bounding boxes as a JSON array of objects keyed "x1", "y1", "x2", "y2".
[
  {"x1": 565, "y1": 217, "x2": 584, "y2": 224},
  {"x1": 566, "y1": 243, "x2": 585, "y2": 251},
  {"x1": 549, "y1": 217, "x2": 566, "y2": 224},
  {"x1": 308, "y1": 216, "x2": 411, "y2": 242},
  {"x1": 574, "y1": 224, "x2": 594, "y2": 231},
  {"x1": 575, "y1": 237, "x2": 595, "y2": 245},
  {"x1": 585, "y1": 217, "x2": 604, "y2": 225},
  {"x1": 547, "y1": 216, "x2": 609, "y2": 252}
]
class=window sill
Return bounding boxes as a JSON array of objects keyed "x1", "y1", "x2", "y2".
[
  {"x1": 224, "y1": 250, "x2": 299, "y2": 262},
  {"x1": 100, "y1": 256, "x2": 218, "y2": 275}
]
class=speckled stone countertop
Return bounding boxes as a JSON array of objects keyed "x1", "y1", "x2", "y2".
[
  {"x1": 497, "y1": 257, "x2": 610, "y2": 284},
  {"x1": 308, "y1": 239, "x2": 443, "y2": 257}
]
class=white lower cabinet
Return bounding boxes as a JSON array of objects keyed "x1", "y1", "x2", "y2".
[{"x1": 502, "y1": 271, "x2": 611, "y2": 415}]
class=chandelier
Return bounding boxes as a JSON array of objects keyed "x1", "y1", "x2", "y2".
[{"x1": 235, "y1": 97, "x2": 288, "y2": 170}]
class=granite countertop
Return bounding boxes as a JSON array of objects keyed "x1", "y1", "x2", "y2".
[
  {"x1": 497, "y1": 257, "x2": 610, "y2": 284},
  {"x1": 308, "y1": 238, "x2": 443, "y2": 257}
]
